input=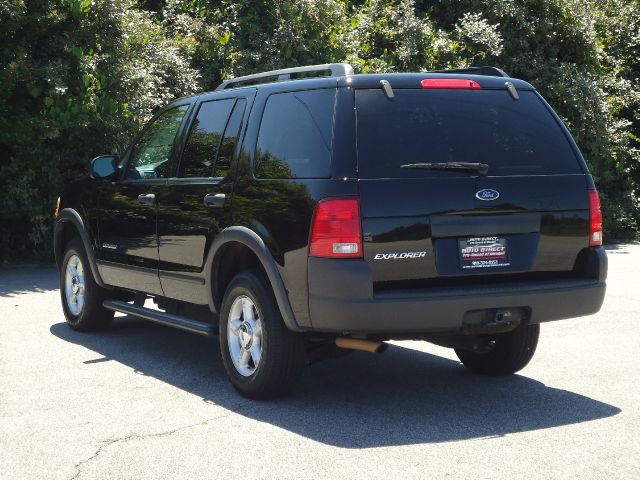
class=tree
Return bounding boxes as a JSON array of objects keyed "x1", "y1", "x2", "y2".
[
  {"x1": 0, "y1": 0, "x2": 200, "y2": 259},
  {"x1": 1, "y1": 0, "x2": 638, "y2": 261}
]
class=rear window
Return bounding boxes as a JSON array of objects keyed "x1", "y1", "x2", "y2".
[
  {"x1": 255, "y1": 88, "x2": 336, "y2": 179},
  {"x1": 355, "y1": 89, "x2": 581, "y2": 178}
]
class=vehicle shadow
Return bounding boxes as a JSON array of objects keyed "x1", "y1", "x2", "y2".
[
  {"x1": 50, "y1": 318, "x2": 620, "y2": 448},
  {"x1": 0, "y1": 265, "x2": 59, "y2": 297}
]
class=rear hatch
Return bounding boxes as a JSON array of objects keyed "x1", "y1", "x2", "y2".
[{"x1": 355, "y1": 81, "x2": 591, "y2": 290}]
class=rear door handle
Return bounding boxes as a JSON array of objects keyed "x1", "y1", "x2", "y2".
[
  {"x1": 137, "y1": 193, "x2": 156, "y2": 206},
  {"x1": 203, "y1": 193, "x2": 226, "y2": 208}
]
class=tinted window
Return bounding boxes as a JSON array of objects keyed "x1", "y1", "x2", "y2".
[
  {"x1": 255, "y1": 89, "x2": 335, "y2": 178},
  {"x1": 356, "y1": 89, "x2": 581, "y2": 178},
  {"x1": 215, "y1": 99, "x2": 247, "y2": 178},
  {"x1": 127, "y1": 105, "x2": 188, "y2": 180},
  {"x1": 181, "y1": 99, "x2": 235, "y2": 178}
]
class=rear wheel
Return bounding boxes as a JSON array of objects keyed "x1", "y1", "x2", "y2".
[
  {"x1": 219, "y1": 270, "x2": 306, "y2": 399},
  {"x1": 60, "y1": 239, "x2": 114, "y2": 331},
  {"x1": 455, "y1": 323, "x2": 540, "y2": 375}
]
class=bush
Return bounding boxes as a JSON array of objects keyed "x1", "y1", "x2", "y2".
[
  {"x1": 0, "y1": 0, "x2": 200, "y2": 261},
  {"x1": 0, "y1": 0, "x2": 638, "y2": 262}
]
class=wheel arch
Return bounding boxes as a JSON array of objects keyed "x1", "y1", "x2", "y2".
[
  {"x1": 205, "y1": 226, "x2": 302, "y2": 332},
  {"x1": 54, "y1": 208, "x2": 106, "y2": 288}
]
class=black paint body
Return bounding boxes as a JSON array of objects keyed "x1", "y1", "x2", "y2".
[{"x1": 54, "y1": 73, "x2": 607, "y2": 335}]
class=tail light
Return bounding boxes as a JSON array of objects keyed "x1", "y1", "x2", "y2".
[
  {"x1": 421, "y1": 79, "x2": 481, "y2": 90},
  {"x1": 589, "y1": 190, "x2": 603, "y2": 246},
  {"x1": 309, "y1": 198, "x2": 362, "y2": 258}
]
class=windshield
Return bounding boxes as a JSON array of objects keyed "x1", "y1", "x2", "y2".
[{"x1": 355, "y1": 89, "x2": 581, "y2": 178}]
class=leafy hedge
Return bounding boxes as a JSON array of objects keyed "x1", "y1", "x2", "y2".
[{"x1": 1, "y1": 0, "x2": 638, "y2": 261}]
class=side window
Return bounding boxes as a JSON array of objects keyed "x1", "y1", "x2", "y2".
[
  {"x1": 255, "y1": 89, "x2": 335, "y2": 179},
  {"x1": 215, "y1": 99, "x2": 247, "y2": 178},
  {"x1": 180, "y1": 99, "x2": 235, "y2": 178},
  {"x1": 126, "y1": 105, "x2": 189, "y2": 180}
]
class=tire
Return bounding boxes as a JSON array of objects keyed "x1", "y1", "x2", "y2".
[
  {"x1": 219, "y1": 269, "x2": 306, "y2": 399},
  {"x1": 455, "y1": 323, "x2": 540, "y2": 376},
  {"x1": 60, "y1": 239, "x2": 114, "y2": 331}
]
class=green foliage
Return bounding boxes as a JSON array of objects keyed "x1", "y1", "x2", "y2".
[
  {"x1": 1, "y1": 0, "x2": 638, "y2": 261},
  {"x1": 0, "y1": 0, "x2": 200, "y2": 260}
]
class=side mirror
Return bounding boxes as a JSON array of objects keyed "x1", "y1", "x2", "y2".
[{"x1": 90, "y1": 155, "x2": 118, "y2": 180}]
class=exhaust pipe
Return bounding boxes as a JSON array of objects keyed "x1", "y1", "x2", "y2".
[{"x1": 335, "y1": 337, "x2": 388, "y2": 354}]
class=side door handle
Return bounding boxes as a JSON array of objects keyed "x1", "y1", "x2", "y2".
[
  {"x1": 137, "y1": 193, "x2": 156, "y2": 206},
  {"x1": 203, "y1": 193, "x2": 226, "y2": 208}
]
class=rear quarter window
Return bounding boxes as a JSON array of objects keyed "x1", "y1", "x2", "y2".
[
  {"x1": 255, "y1": 88, "x2": 336, "y2": 179},
  {"x1": 355, "y1": 89, "x2": 581, "y2": 178}
]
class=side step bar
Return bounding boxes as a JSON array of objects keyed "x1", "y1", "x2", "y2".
[{"x1": 103, "y1": 300, "x2": 217, "y2": 337}]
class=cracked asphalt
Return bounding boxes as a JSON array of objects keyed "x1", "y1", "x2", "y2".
[{"x1": 1, "y1": 244, "x2": 639, "y2": 480}]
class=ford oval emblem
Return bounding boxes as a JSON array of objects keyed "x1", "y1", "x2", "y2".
[{"x1": 476, "y1": 189, "x2": 500, "y2": 201}]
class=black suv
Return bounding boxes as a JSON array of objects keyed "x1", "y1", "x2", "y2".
[{"x1": 54, "y1": 63, "x2": 607, "y2": 398}]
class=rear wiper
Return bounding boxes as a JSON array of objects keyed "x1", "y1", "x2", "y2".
[{"x1": 400, "y1": 162, "x2": 489, "y2": 176}]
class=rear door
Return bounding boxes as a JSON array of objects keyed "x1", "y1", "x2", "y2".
[
  {"x1": 155, "y1": 93, "x2": 252, "y2": 303},
  {"x1": 355, "y1": 86, "x2": 590, "y2": 286}
]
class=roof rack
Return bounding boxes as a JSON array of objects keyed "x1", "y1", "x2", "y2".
[
  {"x1": 429, "y1": 66, "x2": 510, "y2": 78},
  {"x1": 216, "y1": 63, "x2": 354, "y2": 91}
]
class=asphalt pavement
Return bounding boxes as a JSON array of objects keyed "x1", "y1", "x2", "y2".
[{"x1": 1, "y1": 244, "x2": 638, "y2": 480}]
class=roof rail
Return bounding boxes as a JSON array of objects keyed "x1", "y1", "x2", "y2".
[
  {"x1": 429, "y1": 66, "x2": 510, "y2": 78},
  {"x1": 216, "y1": 63, "x2": 354, "y2": 91}
]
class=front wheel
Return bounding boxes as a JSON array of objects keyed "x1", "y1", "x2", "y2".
[
  {"x1": 60, "y1": 239, "x2": 114, "y2": 331},
  {"x1": 455, "y1": 323, "x2": 540, "y2": 375},
  {"x1": 219, "y1": 270, "x2": 306, "y2": 399}
]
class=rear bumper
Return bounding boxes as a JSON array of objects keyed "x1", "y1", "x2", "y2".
[{"x1": 307, "y1": 247, "x2": 607, "y2": 334}]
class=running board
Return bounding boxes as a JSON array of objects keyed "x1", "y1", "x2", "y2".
[{"x1": 103, "y1": 300, "x2": 217, "y2": 337}]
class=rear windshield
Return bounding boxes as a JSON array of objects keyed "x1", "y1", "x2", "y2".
[{"x1": 355, "y1": 89, "x2": 581, "y2": 178}]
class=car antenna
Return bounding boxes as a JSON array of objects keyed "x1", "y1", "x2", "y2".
[{"x1": 380, "y1": 79, "x2": 394, "y2": 100}]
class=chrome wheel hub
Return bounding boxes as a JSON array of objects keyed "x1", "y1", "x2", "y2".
[
  {"x1": 65, "y1": 254, "x2": 85, "y2": 316},
  {"x1": 227, "y1": 295, "x2": 263, "y2": 377},
  {"x1": 238, "y1": 323, "x2": 253, "y2": 349}
]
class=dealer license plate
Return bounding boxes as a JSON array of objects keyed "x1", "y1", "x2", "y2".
[{"x1": 459, "y1": 236, "x2": 510, "y2": 269}]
